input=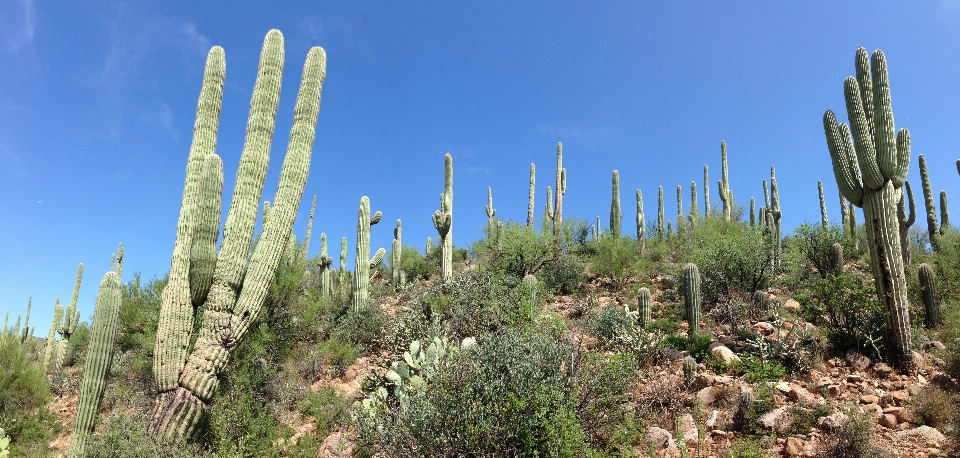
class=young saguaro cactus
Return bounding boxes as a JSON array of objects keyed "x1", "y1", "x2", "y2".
[
  {"x1": 703, "y1": 164, "x2": 711, "y2": 218},
  {"x1": 527, "y1": 163, "x2": 536, "y2": 229},
  {"x1": 339, "y1": 237, "x2": 349, "y2": 298},
  {"x1": 682, "y1": 263, "x2": 701, "y2": 337},
  {"x1": 918, "y1": 263, "x2": 941, "y2": 328},
  {"x1": 353, "y1": 197, "x2": 385, "y2": 311},
  {"x1": 831, "y1": 243, "x2": 844, "y2": 275},
  {"x1": 823, "y1": 47, "x2": 914, "y2": 371},
  {"x1": 940, "y1": 190, "x2": 950, "y2": 229},
  {"x1": 636, "y1": 189, "x2": 645, "y2": 249},
  {"x1": 749, "y1": 197, "x2": 756, "y2": 229},
  {"x1": 56, "y1": 263, "x2": 84, "y2": 373},
  {"x1": 690, "y1": 181, "x2": 699, "y2": 224},
  {"x1": 770, "y1": 168, "x2": 783, "y2": 267},
  {"x1": 637, "y1": 287, "x2": 651, "y2": 328},
  {"x1": 391, "y1": 220, "x2": 402, "y2": 288},
  {"x1": 610, "y1": 170, "x2": 621, "y2": 238},
  {"x1": 432, "y1": 153, "x2": 454, "y2": 281},
  {"x1": 485, "y1": 186, "x2": 496, "y2": 237},
  {"x1": 149, "y1": 30, "x2": 327, "y2": 438},
  {"x1": 819, "y1": 181, "x2": 829, "y2": 228},
  {"x1": 318, "y1": 233, "x2": 333, "y2": 298},
  {"x1": 897, "y1": 181, "x2": 916, "y2": 265},
  {"x1": 657, "y1": 186, "x2": 665, "y2": 239},
  {"x1": 67, "y1": 272, "x2": 122, "y2": 458},
  {"x1": 18, "y1": 297, "x2": 32, "y2": 344},
  {"x1": 552, "y1": 143, "x2": 567, "y2": 255},
  {"x1": 682, "y1": 356, "x2": 696, "y2": 387}
]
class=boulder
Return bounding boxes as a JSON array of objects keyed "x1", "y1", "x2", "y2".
[
  {"x1": 697, "y1": 386, "x2": 718, "y2": 406},
  {"x1": 760, "y1": 407, "x2": 794, "y2": 433},
  {"x1": 878, "y1": 414, "x2": 898, "y2": 429},
  {"x1": 710, "y1": 344, "x2": 741, "y2": 364},
  {"x1": 817, "y1": 412, "x2": 848, "y2": 432},
  {"x1": 784, "y1": 436, "x2": 807, "y2": 456},
  {"x1": 894, "y1": 425, "x2": 946, "y2": 445},
  {"x1": 680, "y1": 413, "x2": 699, "y2": 448},
  {"x1": 845, "y1": 349, "x2": 871, "y2": 372},
  {"x1": 646, "y1": 426, "x2": 679, "y2": 452}
]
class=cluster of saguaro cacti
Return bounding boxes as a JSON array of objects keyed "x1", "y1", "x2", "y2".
[
  {"x1": 818, "y1": 181, "x2": 828, "y2": 228},
  {"x1": 432, "y1": 153, "x2": 454, "y2": 281},
  {"x1": 681, "y1": 263, "x2": 701, "y2": 337},
  {"x1": 682, "y1": 356, "x2": 696, "y2": 387},
  {"x1": 610, "y1": 170, "x2": 621, "y2": 238},
  {"x1": 718, "y1": 141, "x2": 733, "y2": 221},
  {"x1": 919, "y1": 155, "x2": 949, "y2": 252},
  {"x1": 391, "y1": 220, "x2": 403, "y2": 288},
  {"x1": 763, "y1": 167, "x2": 783, "y2": 268},
  {"x1": 2, "y1": 298, "x2": 33, "y2": 344},
  {"x1": 149, "y1": 30, "x2": 326, "y2": 438},
  {"x1": 67, "y1": 271, "x2": 122, "y2": 458},
  {"x1": 637, "y1": 287, "x2": 652, "y2": 328},
  {"x1": 485, "y1": 186, "x2": 496, "y2": 237},
  {"x1": 897, "y1": 181, "x2": 916, "y2": 264},
  {"x1": 353, "y1": 197, "x2": 385, "y2": 311},
  {"x1": 50, "y1": 264, "x2": 85, "y2": 374},
  {"x1": 318, "y1": 233, "x2": 333, "y2": 298},
  {"x1": 551, "y1": 143, "x2": 567, "y2": 255},
  {"x1": 823, "y1": 47, "x2": 914, "y2": 371},
  {"x1": 918, "y1": 263, "x2": 941, "y2": 329},
  {"x1": 636, "y1": 190, "x2": 645, "y2": 249},
  {"x1": 527, "y1": 163, "x2": 536, "y2": 229}
]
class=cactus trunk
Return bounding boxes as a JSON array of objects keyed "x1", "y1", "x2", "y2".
[
  {"x1": 432, "y1": 154, "x2": 454, "y2": 281},
  {"x1": 819, "y1": 180, "x2": 828, "y2": 228},
  {"x1": 485, "y1": 186, "x2": 496, "y2": 237},
  {"x1": 610, "y1": 170, "x2": 621, "y2": 239},
  {"x1": 527, "y1": 163, "x2": 535, "y2": 229},
  {"x1": 703, "y1": 164, "x2": 710, "y2": 218},
  {"x1": 682, "y1": 263, "x2": 701, "y2": 337},
  {"x1": 657, "y1": 186, "x2": 664, "y2": 239},
  {"x1": 353, "y1": 197, "x2": 383, "y2": 311},
  {"x1": 303, "y1": 195, "x2": 316, "y2": 261},
  {"x1": 552, "y1": 143, "x2": 566, "y2": 255},
  {"x1": 637, "y1": 287, "x2": 651, "y2": 328},
  {"x1": 392, "y1": 220, "x2": 402, "y2": 288},
  {"x1": 897, "y1": 181, "x2": 916, "y2": 265},
  {"x1": 319, "y1": 233, "x2": 332, "y2": 298},
  {"x1": 918, "y1": 263, "x2": 941, "y2": 328},
  {"x1": 636, "y1": 189, "x2": 645, "y2": 250}
]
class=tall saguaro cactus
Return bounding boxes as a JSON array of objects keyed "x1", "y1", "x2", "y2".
[
  {"x1": 391, "y1": 220, "x2": 402, "y2": 288},
  {"x1": 318, "y1": 233, "x2": 332, "y2": 298},
  {"x1": 940, "y1": 191, "x2": 950, "y2": 229},
  {"x1": 822, "y1": 47, "x2": 914, "y2": 371},
  {"x1": 67, "y1": 272, "x2": 122, "y2": 458},
  {"x1": 636, "y1": 189, "x2": 645, "y2": 249},
  {"x1": 527, "y1": 163, "x2": 535, "y2": 229},
  {"x1": 657, "y1": 186, "x2": 665, "y2": 239},
  {"x1": 353, "y1": 197, "x2": 385, "y2": 311},
  {"x1": 819, "y1": 181, "x2": 828, "y2": 228},
  {"x1": 703, "y1": 165, "x2": 711, "y2": 218},
  {"x1": 690, "y1": 181, "x2": 699, "y2": 224},
  {"x1": 552, "y1": 143, "x2": 567, "y2": 255},
  {"x1": 149, "y1": 30, "x2": 326, "y2": 438},
  {"x1": 485, "y1": 186, "x2": 496, "y2": 237},
  {"x1": 302, "y1": 195, "x2": 317, "y2": 261},
  {"x1": 682, "y1": 263, "x2": 701, "y2": 337},
  {"x1": 750, "y1": 197, "x2": 756, "y2": 229},
  {"x1": 432, "y1": 153, "x2": 454, "y2": 281},
  {"x1": 719, "y1": 141, "x2": 732, "y2": 221},
  {"x1": 544, "y1": 186, "x2": 554, "y2": 235},
  {"x1": 610, "y1": 170, "x2": 621, "y2": 238},
  {"x1": 918, "y1": 263, "x2": 941, "y2": 328},
  {"x1": 676, "y1": 185, "x2": 684, "y2": 235},
  {"x1": 769, "y1": 167, "x2": 782, "y2": 267},
  {"x1": 56, "y1": 264, "x2": 84, "y2": 373},
  {"x1": 339, "y1": 237, "x2": 348, "y2": 298},
  {"x1": 43, "y1": 299, "x2": 65, "y2": 373},
  {"x1": 919, "y1": 155, "x2": 941, "y2": 251}
]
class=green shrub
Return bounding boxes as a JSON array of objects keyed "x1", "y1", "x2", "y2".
[
  {"x1": 314, "y1": 337, "x2": 359, "y2": 378},
  {"x1": 475, "y1": 220, "x2": 553, "y2": 278},
  {"x1": 64, "y1": 321, "x2": 90, "y2": 367},
  {"x1": 331, "y1": 305, "x2": 388, "y2": 352},
  {"x1": 820, "y1": 408, "x2": 881, "y2": 458},
  {"x1": 732, "y1": 383, "x2": 775, "y2": 435},
  {"x1": 356, "y1": 330, "x2": 592, "y2": 456},
  {"x1": 587, "y1": 236, "x2": 643, "y2": 289},
  {"x1": 584, "y1": 305, "x2": 634, "y2": 347},
  {"x1": 663, "y1": 332, "x2": 713, "y2": 361},
  {"x1": 85, "y1": 412, "x2": 209, "y2": 458},
  {"x1": 0, "y1": 337, "x2": 55, "y2": 456},
  {"x1": 728, "y1": 438, "x2": 768, "y2": 458},
  {"x1": 796, "y1": 270, "x2": 885, "y2": 359},
  {"x1": 910, "y1": 386, "x2": 957, "y2": 429},
  {"x1": 789, "y1": 223, "x2": 859, "y2": 279},
  {"x1": 539, "y1": 254, "x2": 584, "y2": 295},
  {"x1": 398, "y1": 245, "x2": 432, "y2": 282},
  {"x1": 683, "y1": 218, "x2": 772, "y2": 304},
  {"x1": 301, "y1": 387, "x2": 349, "y2": 440},
  {"x1": 734, "y1": 356, "x2": 785, "y2": 383}
]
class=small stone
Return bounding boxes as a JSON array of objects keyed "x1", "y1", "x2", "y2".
[
  {"x1": 680, "y1": 413, "x2": 699, "y2": 448},
  {"x1": 860, "y1": 394, "x2": 879, "y2": 405},
  {"x1": 710, "y1": 344, "x2": 741, "y2": 364},
  {"x1": 817, "y1": 412, "x2": 848, "y2": 432},
  {"x1": 697, "y1": 386, "x2": 718, "y2": 406},
  {"x1": 845, "y1": 349, "x2": 871, "y2": 372},
  {"x1": 888, "y1": 390, "x2": 910, "y2": 405},
  {"x1": 788, "y1": 384, "x2": 821, "y2": 406},
  {"x1": 659, "y1": 347, "x2": 685, "y2": 361},
  {"x1": 646, "y1": 426, "x2": 678, "y2": 451},
  {"x1": 784, "y1": 437, "x2": 806, "y2": 456},
  {"x1": 883, "y1": 406, "x2": 910, "y2": 423},
  {"x1": 705, "y1": 410, "x2": 718, "y2": 429},
  {"x1": 754, "y1": 321, "x2": 775, "y2": 334},
  {"x1": 846, "y1": 374, "x2": 862, "y2": 383},
  {"x1": 930, "y1": 340, "x2": 946, "y2": 350},
  {"x1": 872, "y1": 362, "x2": 893, "y2": 378},
  {"x1": 317, "y1": 432, "x2": 354, "y2": 458},
  {"x1": 862, "y1": 403, "x2": 882, "y2": 418},
  {"x1": 878, "y1": 414, "x2": 898, "y2": 429},
  {"x1": 783, "y1": 299, "x2": 801, "y2": 311}
]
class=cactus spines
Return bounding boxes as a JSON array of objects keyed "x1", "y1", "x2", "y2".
[
  {"x1": 690, "y1": 181, "x2": 699, "y2": 224},
  {"x1": 432, "y1": 153, "x2": 454, "y2": 281},
  {"x1": 840, "y1": 193, "x2": 850, "y2": 230},
  {"x1": 303, "y1": 195, "x2": 316, "y2": 261},
  {"x1": 527, "y1": 163, "x2": 535, "y2": 229},
  {"x1": 67, "y1": 271, "x2": 122, "y2": 458},
  {"x1": 391, "y1": 220, "x2": 402, "y2": 288},
  {"x1": 682, "y1": 356, "x2": 696, "y2": 387},
  {"x1": 636, "y1": 189, "x2": 645, "y2": 248},
  {"x1": 719, "y1": 141, "x2": 732, "y2": 221},
  {"x1": 897, "y1": 181, "x2": 916, "y2": 265},
  {"x1": 150, "y1": 31, "x2": 327, "y2": 438},
  {"x1": 43, "y1": 299, "x2": 65, "y2": 373},
  {"x1": 610, "y1": 170, "x2": 621, "y2": 238},
  {"x1": 485, "y1": 186, "x2": 496, "y2": 237},
  {"x1": 552, "y1": 143, "x2": 567, "y2": 255},
  {"x1": 637, "y1": 287, "x2": 652, "y2": 328},
  {"x1": 749, "y1": 197, "x2": 756, "y2": 229},
  {"x1": 819, "y1": 181, "x2": 828, "y2": 228},
  {"x1": 703, "y1": 164, "x2": 711, "y2": 218},
  {"x1": 353, "y1": 197, "x2": 383, "y2": 310},
  {"x1": 657, "y1": 186, "x2": 665, "y2": 239},
  {"x1": 919, "y1": 263, "x2": 941, "y2": 328},
  {"x1": 822, "y1": 47, "x2": 913, "y2": 371},
  {"x1": 318, "y1": 233, "x2": 332, "y2": 298},
  {"x1": 831, "y1": 243, "x2": 844, "y2": 275},
  {"x1": 940, "y1": 190, "x2": 950, "y2": 229},
  {"x1": 682, "y1": 263, "x2": 701, "y2": 337},
  {"x1": 190, "y1": 154, "x2": 223, "y2": 307}
]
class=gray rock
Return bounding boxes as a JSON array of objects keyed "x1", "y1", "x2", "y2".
[
  {"x1": 710, "y1": 344, "x2": 741, "y2": 363},
  {"x1": 894, "y1": 425, "x2": 946, "y2": 444},
  {"x1": 817, "y1": 412, "x2": 847, "y2": 432},
  {"x1": 760, "y1": 407, "x2": 794, "y2": 433},
  {"x1": 645, "y1": 426, "x2": 678, "y2": 451},
  {"x1": 845, "y1": 349, "x2": 871, "y2": 371}
]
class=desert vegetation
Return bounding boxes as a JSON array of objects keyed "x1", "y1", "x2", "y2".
[{"x1": 4, "y1": 30, "x2": 960, "y2": 458}]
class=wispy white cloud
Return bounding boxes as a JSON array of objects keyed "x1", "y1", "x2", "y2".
[
  {"x1": 0, "y1": 0, "x2": 36, "y2": 53},
  {"x1": 178, "y1": 22, "x2": 210, "y2": 57}
]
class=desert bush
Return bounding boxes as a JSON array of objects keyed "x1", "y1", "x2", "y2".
[
  {"x1": 820, "y1": 408, "x2": 881, "y2": 458},
  {"x1": 910, "y1": 386, "x2": 957, "y2": 430},
  {"x1": 539, "y1": 254, "x2": 584, "y2": 295},
  {"x1": 683, "y1": 218, "x2": 772, "y2": 304},
  {"x1": 796, "y1": 270, "x2": 885, "y2": 359},
  {"x1": 587, "y1": 236, "x2": 644, "y2": 289},
  {"x1": 789, "y1": 222, "x2": 859, "y2": 279},
  {"x1": 731, "y1": 383, "x2": 775, "y2": 434},
  {"x1": 0, "y1": 337, "x2": 56, "y2": 456},
  {"x1": 331, "y1": 305, "x2": 388, "y2": 352},
  {"x1": 583, "y1": 305, "x2": 663, "y2": 364},
  {"x1": 300, "y1": 387, "x2": 349, "y2": 442},
  {"x1": 85, "y1": 412, "x2": 210, "y2": 458},
  {"x1": 313, "y1": 337, "x2": 359, "y2": 378},
  {"x1": 475, "y1": 220, "x2": 553, "y2": 278},
  {"x1": 398, "y1": 245, "x2": 433, "y2": 282}
]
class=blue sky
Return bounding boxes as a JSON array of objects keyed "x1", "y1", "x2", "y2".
[{"x1": 2, "y1": 1, "x2": 959, "y2": 329}]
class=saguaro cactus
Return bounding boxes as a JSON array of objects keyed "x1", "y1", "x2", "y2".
[
  {"x1": 43, "y1": 299, "x2": 64, "y2": 373},
  {"x1": 527, "y1": 163, "x2": 535, "y2": 229},
  {"x1": 749, "y1": 197, "x2": 756, "y2": 229},
  {"x1": 822, "y1": 47, "x2": 914, "y2": 371},
  {"x1": 552, "y1": 143, "x2": 567, "y2": 255},
  {"x1": 703, "y1": 164, "x2": 711, "y2": 218},
  {"x1": 682, "y1": 263, "x2": 701, "y2": 337},
  {"x1": 149, "y1": 31, "x2": 326, "y2": 438},
  {"x1": 682, "y1": 356, "x2": 696, "y2": 387},
  {"x1": 897, "y1": 181, "x2": 916, "y2": 265},
  {"x1": 719, "y1": 141, "x2": 732, "y2": 221},
  {"x1": 18, "y1": 297, "x2": 32, "y2": 344},
  {"x1": 318, "y1": 233, "x2": 332, "y2": 298},
  {"x1": 303, "y1": 195, "x2": 316, "y2": 261},
  {"x1": 657, "y1": 186, "x2": 665, "y2": 239},
  {"x1": 676, "y1": 185, "x2": 684, "y2": 235},
  {"x1": 919, "y1": 155, "x2": 941, "y2": 251},
  {"x1": 67, "y1": 272, "x2": 122, "y2": 458},
  {"x1": 919, "y1": 263, "x2": 941, "y2": 328},
  {"x1": 485, "y1": 186, "x2": 496, "y2": 237},
  {"x1": 769, "y1": 167, "x2": 782, "y2": 267},
  {"x1": 432, "y1": 153, "x2": 454, "y2": 281},
  {"x1": 940, "y1": 191, "x2": 950, "y2": 229},
  {"x1": 636, "y1": 189, "x2": 645, "y2": 249},
  {"x1": 831, "y1": 243, "x2": 844, "y2": 275},
  {"x1": 840, "y1": 193, "x2": 850, "y2": 231},
  {"x1": 690, "y1": 181, "x2": 699, "y2": 224},
  {"x1": 56, "y1": 264, "x2": 84, "y2": 373},
  {"x1": 610, "y1": 170, "x2": 621, "y2": 238},
  {"x1": 339, "y1": 237, "x2": 348, "y2": 298},
  {"x1": 544, "y1": 186, "x2": 554, "y2": 235},
  {"x1": 819, "y1": 181, "x2": 828, "y2": 228},
  {"x1": 391, "y1": 220, "x2": 402, "y2": 288},
  {"x1": 353, "y1": 197, "x2": 385, "y2": 311},
  {"x1": 637, "y1": 287, "x2": 651, "y2": 328}
]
